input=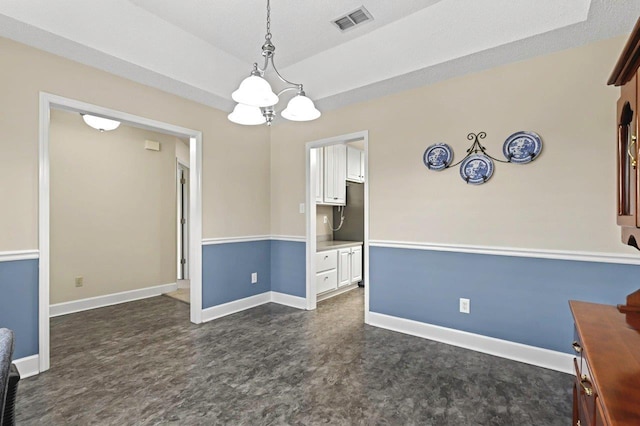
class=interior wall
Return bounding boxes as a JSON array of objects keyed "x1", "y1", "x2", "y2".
[
  {"x1": 316, "y1": 205, "x2": 334, "y2": 240},
  {"x1": 271, "y1": 35, "x2": 634, "y2": 255},
  {"x1": 0, "y1": 36, "x2": 270, "y2": 253},
  {"x1": 49, "y1": 109, "x2": 177, "y2": 304},
  {"x1": 0, "y1": 36, "x2": 270, "y2": 358},
  {"x1": 269, "y1": 35, "x2": 640, "y2": 354}
]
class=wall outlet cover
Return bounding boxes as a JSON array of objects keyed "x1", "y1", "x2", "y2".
[
  {"x1": 75, "y1": 276, "x2": 84, "y2": 287},
  {"x1": 251, "y1": 272, "x2": 258, "y2": 284},
  {"x1": 459, "y1": 298, "x2": 470, "y2": 314}
]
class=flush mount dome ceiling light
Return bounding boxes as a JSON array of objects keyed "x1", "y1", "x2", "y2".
[
  {"x1": 228, "y1": 0, "x2": 321, "y2": 126},
  {"x1": 81, "y1": 114, "x2": 121, "y2": 132}
]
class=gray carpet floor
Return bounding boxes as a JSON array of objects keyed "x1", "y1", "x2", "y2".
[{"x1": 16, "y1": 288, "x2": 573, "y2": 425}]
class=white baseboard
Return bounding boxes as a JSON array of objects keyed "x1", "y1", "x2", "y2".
[
  {"x1": 201, "y1": 291, "x2": 308, "y2": 323},
  {"x1": 368, "y1": 312, "x2": 574, "y2": 374},
  {"x1": 13, "y1": 354, "x2": 39, "y2": 378},
  {"x1": 317, "y1": 283, "x2": 359, "y2": 302},
  {"x1": 201, "y1": 292, "x2": 272, "y2": 322},
  {"x1": 271, "y1": 291, "x2": 307, "y2": 310},
  {"x1": 50, "y1": 282, "x2": 178, "y2": 317}
]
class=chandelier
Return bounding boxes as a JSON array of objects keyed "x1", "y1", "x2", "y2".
[{"x1": 228, "y1": 0, "x2": 321, "y2": 126}]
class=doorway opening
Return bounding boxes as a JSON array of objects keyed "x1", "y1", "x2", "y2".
[
  {"x1": 166, "y1": 159, "x2": 191, "y2": 304},
  {"x1": 305, "y1": 131, "x2": 370, "y2": 322},
  {"x1": 39, "y1": 93, "x2": 203, "y2": 373}
]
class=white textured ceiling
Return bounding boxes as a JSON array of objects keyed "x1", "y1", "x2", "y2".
[{"x1": 0, "y1": 0, "x2": 638, "y2": 113}]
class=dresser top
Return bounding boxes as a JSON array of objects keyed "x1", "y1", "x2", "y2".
[{"x1": 569, "y1": 300, "x2": 640, "y2": 425}]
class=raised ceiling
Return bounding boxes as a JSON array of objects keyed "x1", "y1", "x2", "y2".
[{"x1": 0, "y1": 0, "x2": 638, "y2": 113}]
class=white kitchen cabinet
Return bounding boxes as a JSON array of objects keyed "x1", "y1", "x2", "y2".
[
  {"x1": 315, "y1": 250, "x2": 338, "y2": 295},
  {"x1": 313, "y1": 147, "x2": 323, "y2": 203},
  {"x1": 323, "y1": 144, "x2": 346, "y2": 205},
  {"x1": 346, "y1": 146, "x2": 365, "y2": 183},
  {"x1": 350, "y1": 246, "x2": 362, "y2": 282},
  {"x1": 338, "y1": 245, "x2": 362, "y2": 288}
]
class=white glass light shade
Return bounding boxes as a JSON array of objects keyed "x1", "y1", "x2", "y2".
[
  {"x1": 232, "y1": 75, "x2": 279, "y2": 107},
  {"x1": 227, "y1": 103, "x2": 267, "y2": 126},
  {"x1": 281, "y1": 95, "x2": 321, "y2": 121},
  {"x1": 81, "y1": 114, "x2": 121, "y2": 132}
]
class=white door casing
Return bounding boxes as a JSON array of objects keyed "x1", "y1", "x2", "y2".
[{"x1": 39, "y1": 93, "x2": 204, "y2": 374}]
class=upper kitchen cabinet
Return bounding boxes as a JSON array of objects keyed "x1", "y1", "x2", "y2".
[
  {"x1": 346, "y1": 146, "x2": 365, "y2": 183},
  {"x1": 609, "y1": 18, "x2": 640, "y2": 249},
  {"x1": 323, "y1": 144, "x2": 347, "y2": 205}
]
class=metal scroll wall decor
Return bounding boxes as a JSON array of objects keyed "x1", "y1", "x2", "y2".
[{"x1": 423, "y1": 131, "x2": 542, "y2": 184}]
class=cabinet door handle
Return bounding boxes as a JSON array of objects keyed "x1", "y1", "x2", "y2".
[
  {"x1": 324, "y1": 276, "x2": 328, "y2": 280},
  {"x1": 580, "y1": 375, "x2": 593, "y2": 397},
  {"x1": 571, "y1": 341, "x2": 582, "y2": 353},
  {"x1": 324, "y1": 255, "x2": 329, "y2": 259},
  {"x1": 628, "y1": 134, "x2": 637, "y2": 169}
]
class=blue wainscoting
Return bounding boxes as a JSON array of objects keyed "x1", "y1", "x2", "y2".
[
  {"x1": 0, "y1": 259, "x2": 39, "y2": 359},
  {"x1": 202, "y1": 240, "x2": 271, "y2": 308},
  {"x1": 270, "y1": 240, "x2": 306, "y2": 298},
  {"x1": 370, "y1": 246, "x2": 640, "y2": 353}
]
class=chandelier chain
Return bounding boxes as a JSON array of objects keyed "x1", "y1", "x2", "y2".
[{"x1": 265, "y1": 0, "x2": 272, "y2": 40}]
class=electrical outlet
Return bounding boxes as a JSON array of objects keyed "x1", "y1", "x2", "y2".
[
  {"x1": 323, "y1": 216, "x2": 328, "y2": 224},
  {"x1": 459, "y1": 298, "x2": 470, "y2": 314},
  {"x1": 299, "y1": 203, "x2": 305, "y2": 214},
  {"x1": 251, "y1": 272, "x2": 258, "y2": 284},
  {"x1": 75, "y1": 276, "x2": 84, "y2": 287}
]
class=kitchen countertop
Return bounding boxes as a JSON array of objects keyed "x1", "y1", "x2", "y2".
[{"x1": 317, "y1": 240, "x2": 363, "y2": 252}]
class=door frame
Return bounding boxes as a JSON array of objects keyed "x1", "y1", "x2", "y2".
[
  {"x1": 38, "y1": 92, "x2": 204, "y2": 373},
  {"x1": 305, "y1": 130, "x2": 370, "y2": 323},
  {"x1": 176, "y1": 160, "x2": 190, "y2": 281}
]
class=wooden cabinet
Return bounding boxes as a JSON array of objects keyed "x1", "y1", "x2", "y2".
[
  {"x1": 323, "y1": 144, "x2": 347, "y2": 205},
  {"x1": 609, "y1": 18, "x2": 640, "y2": 249},
  {"x1": 569, "y1": 300, "x2": 640, "y2": 426},
  {"x1": 313, "y1": 147, "x2": 324, "y2": 203},
  {"x1": 338, "y1": 246, "x2": 362, "y2": 287},
  {"x1": 346, "y1": 146, "x2": 365, "y2": 183}
]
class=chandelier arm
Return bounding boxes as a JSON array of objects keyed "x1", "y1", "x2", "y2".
[
  {"x1": 254, "y1": 57, "x2": 270, "y2": 75},
  {"x1": 269, "y1": 56, "x2": 303, "y2": 88},
  {"x1": 276, "y1": 87, "x2": 300, "y2": 97}
]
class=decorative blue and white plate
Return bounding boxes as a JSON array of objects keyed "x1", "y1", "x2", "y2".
[
  {"x1": 502, "y1": 131, "x2": 542, "y2": 164},
  {"x1": 459, "y1": 154, "x2": 494, "y2": 184},
  {"x1": 423, "y1": 143, "x2": 453, "y2": 170}
]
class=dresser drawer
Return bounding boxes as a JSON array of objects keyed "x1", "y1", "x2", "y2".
[
  {"x1": 316, "y1": 269, "x2": 337, "y2": 294},
  {"x1": 316, "y1": 250, "x2": 337, "y2": 273},
  {"x1": 574, "y1": 348, "x2": 598, "y2": 426}
]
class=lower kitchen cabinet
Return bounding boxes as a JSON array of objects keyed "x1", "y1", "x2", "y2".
[
  {"x1": 316, "y1": 244, "x2": 362, "y2": 295},
  {"x1": 338, "y1": 246, "x2": 362, "y2": 287}
]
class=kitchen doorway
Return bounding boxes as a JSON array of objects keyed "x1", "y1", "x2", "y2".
[{"x1": 305, "y1": 130, "x2": 370, "y2": 323}]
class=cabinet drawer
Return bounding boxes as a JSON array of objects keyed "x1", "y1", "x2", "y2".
[
  {"x1": 316, "y1": 270, "x2": 337, "y2": 294},
  {"x1": 574, "y1": 354, "x2": 598, "y2": 426},
  {"x1": 316, "y1": 250, "x2": 337, "y2": 273}
]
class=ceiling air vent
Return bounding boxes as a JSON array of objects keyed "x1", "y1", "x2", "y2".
[{"x1": 332, "y1": 6, "x2": 373, "y2": 32}]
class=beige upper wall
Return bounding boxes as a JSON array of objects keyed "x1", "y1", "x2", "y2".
[
  {"x1": 271, "y1": 35, "x2": 636, "y2": 254},
  {"x1": 0, "y1": 37, "x2": 270, "y2": 252},
  {"x1": 50, "y1": 110, "x2": 177, "y2": 303}
]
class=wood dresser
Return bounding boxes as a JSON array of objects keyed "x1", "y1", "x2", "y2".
[{"x1": 570, "y1": 298, "x2": 640, "y2": 426}]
